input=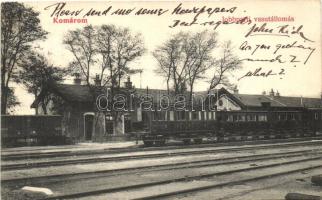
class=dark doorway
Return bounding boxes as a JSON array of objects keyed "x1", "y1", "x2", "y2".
[{"x1": 84, "y1": 114, "x2": 94, "y2": 140}]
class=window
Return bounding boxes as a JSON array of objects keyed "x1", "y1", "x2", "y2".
[
  {"x1": 105, "y1": 115, "x2": 113, "y2": 121},
  {"x1": 315, "y1": 113, "x2": 319, "y2": 120},
  {"x1": 218, "y1": 100, "x2": 223, "y2": 106},
  {"x1": 228, "y1": 115, "x2": 233, "y2": 122},
  {"x1": 258, "y1": 114, "x2": 267, "y2": 121},
  {"x1": 105, "y1": 115, "x2": 113, "y2": 135}
]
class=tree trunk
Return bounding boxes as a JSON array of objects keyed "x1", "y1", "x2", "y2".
[
  {"x1": 113, "y1": 112, "x2": 124, "y2": 135},
  {"x1": 34, "y1": 93, "x2": 39, "y2": 115},
  {"x1": 1, "y1": 86, "x2": 8, "y2": 114},
  {"x1": 93, "y1": 112, "x2": 106, "y2": 141},
  {"x1": 189, "y1": 85, "x2": 194, "y2": 103},
  {"x1": 42, "y1": 103, "x2": 48, "y2": 115},
  {"x1": 166, "y1": 78, "x2": 170, "y2": 95}
]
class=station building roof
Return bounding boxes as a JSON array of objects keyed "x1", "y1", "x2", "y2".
[{"x1": 31, "y1": 84, "x2": 322, "y2": 109}]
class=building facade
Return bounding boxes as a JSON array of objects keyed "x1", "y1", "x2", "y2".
[{"x1": 31, "y1": 80, "x2": 322, "y2": 142}]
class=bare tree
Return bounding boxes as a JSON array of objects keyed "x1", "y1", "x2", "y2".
[
  {"x1": 153, "y1": 31, "x2": 217, "y2": 99},
  {"x1": 63, "y1": 25, "x2": 96, "y2": 86},
  {"x1": 154, "y1": 32, "x2": 242, "y2": 102},
  {"x1": 96, "y1": 25, "x2": 145, "y2": 89},
  {"x1": 153, "y1": 33, "x2": 184, "y2": 94},
  {"x1": 64, "y1": 25, "x2": 145, "y2": 136},
  {"x1": 184, "y1": 31, "x2": 217, "y2": 100},
  {"x1": 207, "y1": 41, "x2": 242, "y2": 93},
  {"x1": 1, "y1": 2, "x2": 47, "y2": 114}
]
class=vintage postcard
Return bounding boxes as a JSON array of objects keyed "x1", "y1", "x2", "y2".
[{"x1": 1, "y1": 0, "x2": 322, "y2": 199}]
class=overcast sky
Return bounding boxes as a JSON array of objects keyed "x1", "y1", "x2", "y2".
[{"x1": 12, "y1": 0, "x2": 321, "y2": 114}]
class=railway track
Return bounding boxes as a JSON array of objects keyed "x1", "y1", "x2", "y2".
[
  {"x1": 2, "y1": 149, "x2": 320, "y2": 186},
  {"x1": 2, "y1": 137, "x2": 322, "y2": 161},
  {"x1": 2, "y1": 140, "x2": 322, "y2": 171},
  {"x1": 133, "y1": 164, "x2": 322, "y2": 200},
  {"x1": 40, "y1": 155, "x2": 322, "y2": 200}
]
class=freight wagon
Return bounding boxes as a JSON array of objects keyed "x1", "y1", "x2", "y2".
[{"x1": 1, "y1": 115, "x2": 68, "y2": 147}]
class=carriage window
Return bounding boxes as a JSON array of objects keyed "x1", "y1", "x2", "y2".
[
  {"x1": 155, "y1": 111, "x2": 166, "y2": 121},
  {"x1": 247, "y1": 114, "x2": 256, "y2": 121},
  {"x1": 237, "y1": 115, "x2": 245, "y2": 121},
  {"x1": 298, "y1": 113, "x2": 302, "y2": 121},
  {"x1": 192, "y1": 112, "x2": 199, "y2": 120},
  {"x1": 290, "y1": 113, "x2": 295, "y2": 120},
  {"x1": 208, "y1": 112, "x2": 212, "y2": 120},
  {"x1": 233, "y1": 115, "x2": 238, "y2": 121},
  {"x1": 169, "y1": 111, "x2": 174, "y2": 121},
  {"x1": 279, "y1": 114, "x2": 286, "y2": 121},
  {"x1": 200, "y1": 111, "x2": 205, "y2": 120},
  {"x1": 176, "y1": 111, "x2": 185, "y2": 121}
]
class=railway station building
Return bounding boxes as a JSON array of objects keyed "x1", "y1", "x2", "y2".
[{"x1": 31, "y1": 78, "x2": 322, "y2": 142}]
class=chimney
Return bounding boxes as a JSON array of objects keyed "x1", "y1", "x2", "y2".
[
  {"x1": 125, "y1": 76, "x2": 133, "y2": 89},
  {"x1": 233, "y1": 86, "x2": 239, "y2": 94},
  {"x1": 269, "y1": 88, "x2": 275, "y2": 97},
  {"x1": 94, "y1": 74, "x2": 101, "y2": 86},
  {"x1": 73, "y1": 73, "x2": 81, "y2": 85},
  {"x1": 276, "y1": 90, "x2": 280, "y2": 97},
  {"x1": 262, "y1": 91, "x2": 266, "y2": 95}
]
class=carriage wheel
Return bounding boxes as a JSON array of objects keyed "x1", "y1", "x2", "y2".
[
  {"x1": 155, "y1": 140, "x2": 166, "y2": 146},
  {"x1": 193, "y1": 138, "x2": 203, "y2": 144},
  {"x1": 182, "y1": 139, "x2": 191, "y2": 145},
  {"x1": 143, "y1": 140, "x2": 154, "y2": 146}
]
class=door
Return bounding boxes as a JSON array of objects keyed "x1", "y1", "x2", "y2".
[{"x1": 84, "y1": 114, "x2": 94, "y2": 140}]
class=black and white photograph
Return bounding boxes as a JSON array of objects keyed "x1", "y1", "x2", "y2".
[{"x1": 1, "y1": 1, "x2": 322, "y2": 199}]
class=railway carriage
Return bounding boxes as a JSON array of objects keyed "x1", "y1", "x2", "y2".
[{"x1": 140, "y1": 108, "x2": 322, "y2": 146}]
